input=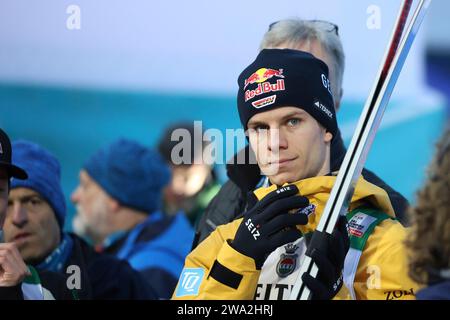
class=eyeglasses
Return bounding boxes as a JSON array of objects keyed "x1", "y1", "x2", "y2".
[{"x1": 268, "y1": 19, "x2": 339, "y2": 36}]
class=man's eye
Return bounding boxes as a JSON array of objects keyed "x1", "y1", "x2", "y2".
[
  {"x1": 25, "y1": 198, "x2": 42, "y2": 206},
  {"x1": 254, "y1": 125, "x2": 269, "y2": 133},
  {"x1": 287, "y1": 118, "x2": 301, "y2": 127},
  {"x1": 30, "y1": 198, "x2": 42, "y2": 205}
]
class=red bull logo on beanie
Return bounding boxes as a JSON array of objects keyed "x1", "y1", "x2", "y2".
[
  {"x1": 244, "y1": 68, "x2": 286, "y2": 104},
  {"x1": 245, "y1": 80, "x2": 285, "y2": 103},
  {"x1": 244, "y1": 68, "x2": 285, "y2": 90},
  {"x1": 244, "y1": 68, "x2": 286, "y2": 103}
]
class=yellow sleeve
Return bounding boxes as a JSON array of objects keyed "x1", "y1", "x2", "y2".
[
  {"x1": 354, "y1": 219, "x2": 422, "y2": 300},
  {"x1": 172, "y1": 219, "x2": 261, "y2": 300}
]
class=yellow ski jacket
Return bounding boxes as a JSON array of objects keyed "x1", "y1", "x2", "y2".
[{"x1": 172, "y1": 175, "x2": 420, "y2": 300}]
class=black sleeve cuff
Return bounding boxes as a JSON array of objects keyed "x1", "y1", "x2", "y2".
[
  {"x1": 208, "y1": 260, "x2": 243, "y2": 289},
  {"x1": 0, "y1": 283, "x2": 24, "y2": 300}
]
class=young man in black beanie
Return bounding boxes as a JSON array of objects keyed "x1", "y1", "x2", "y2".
[
  {"x1": 173, "y1": 49, "x2": 419, "y2": 300},
  {"x1": 193, "y1": 19, "x2": 409, "y2": 250}
]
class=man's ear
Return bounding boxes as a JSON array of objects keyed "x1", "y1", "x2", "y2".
[
  {"x1": 108, "y1": 197, "x2": 121, "y2": 213},
  {"x1": 324, "y1": 131, "x2": 333, "y2": 143}
]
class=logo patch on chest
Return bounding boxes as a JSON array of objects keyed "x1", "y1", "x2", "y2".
[{"x1": 276, "y1": 243, "x2": 298, "y2": 278}]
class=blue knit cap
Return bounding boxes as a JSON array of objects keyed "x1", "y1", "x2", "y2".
[
  {"x1": 11, "y1": 140, "x2": 66, "y2": 229},
  {"x1": 84, "y1": 139, "x2": 171, "y2": 214}
]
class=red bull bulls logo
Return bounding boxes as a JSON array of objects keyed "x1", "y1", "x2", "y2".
[{"x1": 244, "y1": 68, "x2": 285, "y2": 90}]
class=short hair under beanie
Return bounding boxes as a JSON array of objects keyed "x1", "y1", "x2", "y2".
[
  {"x1": 11, "y1": 140, "x2": 66, "y2": 229},
  {"x1": 237, "y1": 49, "x2": 337, "y2": 136},
  {"x1": 84, "y1": 138, "x2": 171, "y2": 214}
]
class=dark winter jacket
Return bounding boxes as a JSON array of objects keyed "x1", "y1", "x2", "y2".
[
  {"x1": 27, "y1": 233, "x2": 157, "y2": 300},
  {"x1": 0, "y1": 267, "x2": 75, "y2": 300},
  {"x1": 0, "y1": 233, "x2": 158, "y2": 300},
  {"x1": 64, "y1": 233, "x2": 157, "y2": 299},
  {"x1": 417, "y1": 281, "x2": 450, "y2": 300},
  {"x1": 103, "y1": 211, "x2": 193, "y2": 299}
]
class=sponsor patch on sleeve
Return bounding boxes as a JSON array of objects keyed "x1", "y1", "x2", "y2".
[
  {"x1": 348, "y1": 213, "x2": 377, "y2": 238},
  {"x1": 175, "y1": 268, "x2": 205, "y2": 297}
]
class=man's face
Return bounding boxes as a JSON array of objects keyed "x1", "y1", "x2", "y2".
[
  {"x1": 71, "y1": 170, "x2": 112, "y2": 244},
  {"x1": 248, "y1": 107, "x2": 332, "y2": 186},
  {"x1": 4, "y1": 188, "x2": 61, "y2": 264},
  {"x1": 0, "y1": 169, "x2": 8, "y2": 228}
]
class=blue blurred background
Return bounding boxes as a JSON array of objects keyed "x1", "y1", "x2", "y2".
[{"x1": 1, "y1": 0, "x2": 448, "y2": 230}]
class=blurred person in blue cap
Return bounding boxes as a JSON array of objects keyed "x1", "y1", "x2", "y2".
[
  {"x1": 71, "y1": 138, "x2": 194, "y2": 299},
  {"x1": 0, "y1": 129, "x2": 76, "y2": 300},
  {"x1": 3, "y1": 140, "x2": 157, "y2": 299}
]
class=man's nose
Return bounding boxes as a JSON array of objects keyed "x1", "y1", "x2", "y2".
[
  {"x1": 267, "y1": 128, "x2": 288, "y2": 152},
  {"x1": 71, "y1": 186, "x2": 80, "y2": 204},
  {"x1": 11, "y1": 202, "x2": 28, "y2": 228}
]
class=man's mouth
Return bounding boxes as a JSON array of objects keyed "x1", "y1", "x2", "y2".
[
  {"x1": 269, "y1": 157, "x2": 297, "y2": 165},
  {"x1": 13, "y1": 232, "x2": 32, "y2": 243}
]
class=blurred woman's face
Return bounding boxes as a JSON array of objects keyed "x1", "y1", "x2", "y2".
[{"x1": 164, "y1": 164, "x2": 211, "y2": 212}]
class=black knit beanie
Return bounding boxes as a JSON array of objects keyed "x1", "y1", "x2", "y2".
[{"x1": 237, "y1": 49, "x2": 337, "y2": 137}]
